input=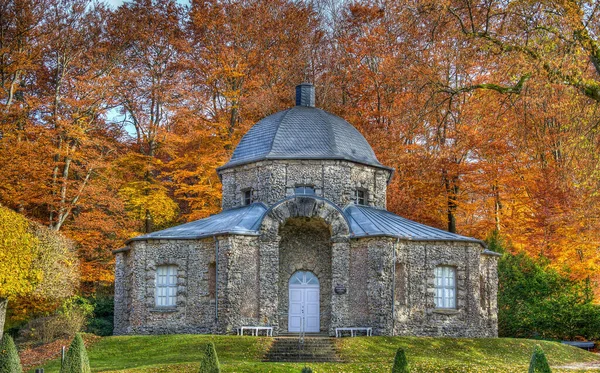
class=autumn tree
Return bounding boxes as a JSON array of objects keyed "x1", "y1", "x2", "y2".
[
  {"x1": 0, "y1": 205, "x2": 77, "y2": 339},
  {"x1": 322, "y1": 0, "x2": 600, "y2": 282},
  {"x1": 110, "y1": 0, "x2": 186, "y2": 232}
]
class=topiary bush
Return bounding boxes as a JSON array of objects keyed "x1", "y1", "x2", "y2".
[
  {"x1": 301, "y1": 367, "x2": 313, "y2": 373},
  {"x1": 0, "y1": 334, "x2": 23, "y2": 373},
  {"x1": 199, "y1": 342, "x2": 220, "y2": 373},
  {"x1": 60, "y1": 333, "x2": 91, "y2": 373},
  {"x1": 528, "y1": 345, "x2": 552, "y2": 373},
  {"x1": 392, "y1": 347, "x2": 410, "y2": 373}
]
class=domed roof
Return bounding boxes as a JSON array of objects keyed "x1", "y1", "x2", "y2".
[{"x1": 218, "y1": 84, "x2": 390, "y2": 172}]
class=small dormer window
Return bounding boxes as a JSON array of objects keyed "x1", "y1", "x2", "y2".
[
  {"x1": 243, "y1": 189, "x2": 253, "y2": 205},
  {"x1": 295, "y1": 185, "x2": 315, "y2": 195},
  {"x1": 354, "y1": 189, "x2": 367, "y2": 205}
]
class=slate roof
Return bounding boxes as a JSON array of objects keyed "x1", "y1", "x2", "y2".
[
  {"x1": 129, "y1": 201, "x2": 483, "y2": 246},
  {"x1": 128, "y1": 203, "x2": 267, "y2": 242},
  {"x1": 217, "y1": 106, "x2": 392, "y2": 172}
]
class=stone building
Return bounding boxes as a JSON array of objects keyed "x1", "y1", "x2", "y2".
[{"x1": 113, "y1": 84, "x2": 500, "y2": 337}]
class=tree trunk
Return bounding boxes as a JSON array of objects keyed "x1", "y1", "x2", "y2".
[
  {"x1": 444, "y1": 171, "x2": 459, "y2": 233},
  {"x1": 0, "y1": 297, "x2": 7, "y2": 341}
]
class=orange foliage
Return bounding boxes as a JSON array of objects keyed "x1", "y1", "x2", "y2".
[{"x1": 0, "y1": 0, "x2": 599, "y2": 300}]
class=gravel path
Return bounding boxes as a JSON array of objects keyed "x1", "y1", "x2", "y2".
[{"x1": 554, "y1": 361, "x2": 600, "y2": 370}]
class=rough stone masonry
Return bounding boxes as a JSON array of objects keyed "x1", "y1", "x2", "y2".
[{"x1": 114, "y1": 84, "x2": 499, "y2": 337}]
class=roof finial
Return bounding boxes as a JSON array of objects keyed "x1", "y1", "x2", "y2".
[{"x1": 295, "y1": 83, "x2": 315, "y2": 107}]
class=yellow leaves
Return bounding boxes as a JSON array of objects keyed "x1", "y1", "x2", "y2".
[
  {"x1": 119, "y1": 181, "x2": 178, "y2": 229},
  {"x1": 0, "y1": 205, "x2": 40, "y2": 300},
  {"x1": 0, "y1": 205, "x2": 76, "y2": 303}
]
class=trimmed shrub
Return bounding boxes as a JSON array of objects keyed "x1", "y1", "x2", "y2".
[
  {"x1": 528, "y1": 345, "x2": 552, "y2": 373},
  {"x1": 0, "y1": 334, "x2": 23, "y2": 373},
  {"x1": 392, "y1": 347, "x2": 410, "y2": 373},
  {"x1": 199, "y1": 342, "x2": 220, "y2": 373},
  {"x1": 301, "y1": 367, "x2": 313, "y2": 373},
  {"x1": 60, "y1": 333, "x2": 91, "y2": 373}
]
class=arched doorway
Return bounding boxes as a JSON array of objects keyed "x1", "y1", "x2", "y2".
[{"x1": 288, "y1": 271, "x2": 320, "y2": 332}]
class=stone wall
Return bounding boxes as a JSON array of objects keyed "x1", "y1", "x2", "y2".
[
  {"x1": 392, "y1": 240, "x2": 498, "y2": 338},
  {"x1": 258, "y1": 196, "x2": 351, "y2": 335},
  {"x1": 113, "y1": 250, "x2": 130, "y2": 335},
  {"x1": 277, "y1": 217, "x2": 332, "y2": 333},
  {"x1": 114, "y1": 238, "x2": 224, "y2": 335},
  {"x1": 219, "y1": 159, "x2": 391, "y2": 210},
  {"x1": 114, "y1": 197, "x2": 498, "y2": 338},
  {"x1": 220, "y1": 236, "x2": 262, "y2": 333}
]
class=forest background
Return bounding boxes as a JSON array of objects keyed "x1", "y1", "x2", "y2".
[{"x1": 1, "y1": 0, "x2": 600, "y2": 337}]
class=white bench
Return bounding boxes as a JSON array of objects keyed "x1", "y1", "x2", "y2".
[
  {"x1": 335, "y1": 327, "x2": 372, "y2": 337},
  {"x1": 238, "y1": 326, "x2": 273, "y2": 336}
]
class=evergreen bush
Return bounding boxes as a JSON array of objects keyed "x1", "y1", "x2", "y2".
[
  {"x1": 528, "y1": 345, "x2": 552, "y2": 373},
  {"x1": 301, "y1": 367, "x2": 313, "y2": 373},
  {"x1": 490, "y1": 231, "x2": 600, "y2": 340},
  {"x1": 0, "y1": 334, "x2": 23, "y2": 373},
  {"x1": 60, "y1": 333, "x2": 91, "y2": 373},
  {"x1": 392, "y1": 347, "x2": 410, "y2": 373},
  {"x1": 199, "y1": 342, "x2": 220, "y2": 373}
]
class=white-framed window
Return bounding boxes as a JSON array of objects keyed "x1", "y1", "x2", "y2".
[
  {"x1": 434, "y1": 266, "x2": 456, "y2": 309},
  {"x1": 289, "y1": 271, "x2": 319, "y2": 285},
  {"x1": 156, "y1": 265, "x2": 177, "y2": 307}
]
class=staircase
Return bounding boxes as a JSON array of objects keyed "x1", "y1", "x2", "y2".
[{"x1": 264, "y1": 334, "x2": 341, "y2": 362}]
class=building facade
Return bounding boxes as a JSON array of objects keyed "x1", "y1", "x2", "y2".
[{"x1": 113, "y1": 84, "x2": 500, "y2": 337}]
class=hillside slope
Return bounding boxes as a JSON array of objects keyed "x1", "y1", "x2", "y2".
[{"x1": 33, "y1": 335, "x2": 600, "y2": 372}]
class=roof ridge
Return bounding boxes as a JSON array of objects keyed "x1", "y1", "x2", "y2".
[
  {"x1": 267, "y1": 108, "x2": 293, "y2": 159},
  {"x1": 315, "y1": 108, "x2": 338, "y2": 156}
]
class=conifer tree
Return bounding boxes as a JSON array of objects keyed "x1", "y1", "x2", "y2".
[
  {"x1": 528, "y1": 345, "x2": 552, "y2": 373},
  {"x1": 199, "y1": 342, "x2": 220, "y2": 373},
  {"x1": 301, "y1": 367, "x2": 313, "y2": 373},
  {"x1": 392, "y1": 347, "x2": 410, "y2": 373},
  {"x1": 0, "y1": 335, "x2": 23, "y2": 373},
  {"x1": 60, "y1": 333, "x2": 91, "y2": 373}
]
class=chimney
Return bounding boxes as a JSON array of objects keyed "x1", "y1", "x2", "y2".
[{"x1": 295, "y1": 83, "x2": 315, "y2": 107}]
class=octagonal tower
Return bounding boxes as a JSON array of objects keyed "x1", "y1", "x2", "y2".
[{"x1": 217, "y1": 84, "x2": 394, "y2": 210}]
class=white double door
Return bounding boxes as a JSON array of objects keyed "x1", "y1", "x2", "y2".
[{"x1": 288, "y1": 284, "x2": 320, "y2": 332}]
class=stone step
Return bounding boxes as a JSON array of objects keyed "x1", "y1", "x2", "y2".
[
  {"x1": 270, "y1": 341, "x2": 335, "y2": 345},
  {"x1": 263, "y1": 357, "x2": 341, "y2": 362},
  {"x1": 266, "y1": 351, "x2": 337, "y2": 357},
  {"x1": 278, "y1": 332, "x2": 330, "y2": 337},
  {"x1": 264, "y1": 337, "x2": 341, "y2": 363},
  {"x1": 267, "y1": 349, "x2": 337, "y2": 354}
]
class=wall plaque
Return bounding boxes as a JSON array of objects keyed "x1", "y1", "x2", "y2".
[{"x1": 334, "y1": 284, "x2": 347, "y2": 295}]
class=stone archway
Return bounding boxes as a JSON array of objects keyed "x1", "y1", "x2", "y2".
[
  {"x1": 278, "y1": 217, "x2": 331, "y2": 332},
  {"x1": 257, "y1": 196, "x2": 351, "y2": 335},
  {"x1": 259, "y1": 196, "x2": 351, "y2": 240}
]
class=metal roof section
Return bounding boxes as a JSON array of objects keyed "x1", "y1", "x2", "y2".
[
  {"x1": 126, "y1": 199, "x2": 483, "y2": 246},
  {"x1": 344, "y1": 204, "x2": 483, "y2": 244},
  {"x1": 217, "y1": 84, "x2": 393, "y2": 173},
  {"x1": 127, "y1": 203, "x2": 268, "y2": 243}
]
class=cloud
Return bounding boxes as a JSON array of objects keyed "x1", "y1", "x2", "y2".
[{"x1": 104, "y1": 0, "x2": 125, "y2": 8}]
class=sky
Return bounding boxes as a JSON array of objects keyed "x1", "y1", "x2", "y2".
[{"x1": 104, "y1": 0, "x2": 190, "y2": 8}]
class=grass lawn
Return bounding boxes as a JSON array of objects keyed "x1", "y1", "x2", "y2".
[{"x1": 32, "y1": 334, "x2": 600, "y2": 372}]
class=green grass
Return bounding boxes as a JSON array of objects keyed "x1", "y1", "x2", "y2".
[{"x1": 31, "y1": 335, "x2": 600, "y2": 373}]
